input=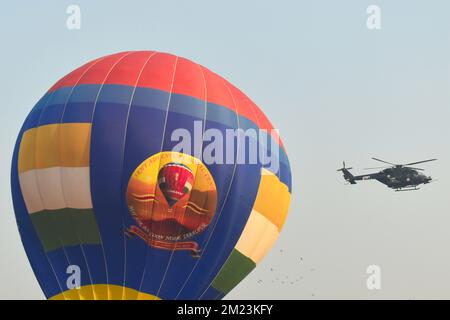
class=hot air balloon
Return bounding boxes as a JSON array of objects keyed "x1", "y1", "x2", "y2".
[
  {"x1": 158, "y1": 163, "x2": 195, "y2": 207},
  {"x1": 11, "y1": 51, "x2": 292, "y2": 300}
]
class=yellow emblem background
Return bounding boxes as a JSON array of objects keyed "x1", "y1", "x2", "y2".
[{"x1": 126, "y1": 152, "x2": 217, "y2": 242}]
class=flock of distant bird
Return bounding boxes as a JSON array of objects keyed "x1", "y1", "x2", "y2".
[{"x1": 254, "y1": 250, "x2": 316, "y2": 297}]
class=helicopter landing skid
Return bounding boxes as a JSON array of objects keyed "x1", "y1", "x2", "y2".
[{"x1": 395, "y1": 187, "x2": 420, "y2": 192}]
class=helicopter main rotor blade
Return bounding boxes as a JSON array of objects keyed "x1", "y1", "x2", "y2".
[
  {"x1": 363, "y1": 166, "x2": 389, "y2": 170},
  {"x1": 404, "y1": 167, "x2": 424, "y2": 171},
  {"x1": 404, "y1": 159, "x2": 437, "y2": 166},
  {"x1": 371, "y1": 157, "x2": 396, "y2": 166}
]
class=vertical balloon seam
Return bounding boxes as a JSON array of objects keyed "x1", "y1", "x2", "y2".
[
  {"x1": 13, "y1": 135, "x2": 59, "y2": 299},
  {"x1": 199, "y1": 80, "x2": 259, "y2": 299},
  {"x1": 63, "y1": 59, "x2": 120, "y2": 300},
  {"x1": 32, "y1": 90, "x2": 87, "y2": 300},
  {"x1": 30, "y1": 81, "x2": 83, "y2": 300},
  {"x1": 193, "y1": 79, "x2": 246, "y2": 300},
  {"x1": 168, "y1": 62, "x2": 209, "y2": 297},
  {"x1": 16, "y1": 95, "x2": 62, "y2": 290},
  {"x1": 49, "y1": 284, "x2": 161, "y2": 300},
  {"x1": 33, "y1": 132, "x2": 92, "y2": 298},
  {"x1": 110, "y1": 52, "x2": 145, "y2": 300},
  {"x1": 244, "y1": 211, "x2": 276, "y2": 263},
  {"x1": 66, "y1": 61, "x2": 117, "y2": 300},
  {"x1": 156, "y1": 159, "x2": 202, "y2": 297},
  {"x1": 153, "y1": 57, "x2": 186, "y2": 297},
  {"x1": 155, "y1": 60, "x2": 209, "y2": 298},
  {"x1": 56, "y1": 127, "x2": 96, "y2": 298},
  {"x1": 14, "y1": 91, "x2": 66, "y2": 299},
  {"x1": 125, "y1": 52, "x2": 159, "y2": 299},
  {"x1": 172, "y1": 72, "x2": 241, "y2": 300},
  {"x1": 235, "y1": 174, "x2": 284, "y2": 286},
  {"x1": 58, "y1": 53, "x2": 129, "y2": 300},
  {"x1": 170, "y1": 68, "x2": 235, "y2": 299},
  {"x1": 251, "y1": 169, "x2": 290, "y2": 229},
  {"x1": 245, "y1": 182, "x2": 281, "y2": 261},
  {"x1": 136, "y1": 54, "x2": 178, "y2": 297},
  {"x1": 235, "y1": 83, "x2": 284, "y2": 200},
  {"x1": 28, "y1": 91, "x2": 78, "y2": 299},
  {"x1": 117, "y1": 51, "x2": 158, "y2": 300},
  {"x1": 45, "y1": 53, "x2": 115, "y2": 94},
  {"x1": 136, "y1": 54, "x2": 179, "y2": 296},
  {"x1": 53, "y1": 55, "x2": 110, "y2": 300},
  {"x1": 155, "y1": 57, "x2": 197, "y2": 297},
  {"x1": 200, "y1": 80, "x2": 257, "y2": 300},
  {"x1": 234, "y1": 85, "x2": 286, "y2": 184},
  {"x1": 50, "y1": 54, "x2": 125, "y2": 298},
  {"x1": 223, "y1": 85, "x2": 288, "y2": 296},
  {"x1": 98, "y1": 52, "x2": 142, "y2": 299},
  {"x1": 87, "y1": 52, "x2": 136, "y2": 299},
  {"x1": 234, "y1": 84, "x2": 284, "y2": 198},
  {"x1": 205, "y1": 88, "x2": 288, "y2": 298},
  {"x1": 241, "y1": 86, "x2": 283, "y2": 180},
  {"x1": 206, "y1": 172, "x2": 290, "y2": 298}
]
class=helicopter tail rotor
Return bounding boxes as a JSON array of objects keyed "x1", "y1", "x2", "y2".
[
  {"x1": 337, "y1": 161, "x2": 356, "y2": 184},
  {"x1": 337, "y1": 161, "x2": 353, "y2": 171}
]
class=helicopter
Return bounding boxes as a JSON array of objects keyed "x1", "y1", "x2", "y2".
[{"x1": 338, "y1": 157, "x2": 437, "y2": 191}]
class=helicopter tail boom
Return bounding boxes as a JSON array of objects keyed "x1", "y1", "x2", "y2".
[
  {"x1": 337, "y1": 162, "x2": 356, "y2": 184},
  {"x1": 342, "y1": 169, "x2": 356, "y2": 184}
]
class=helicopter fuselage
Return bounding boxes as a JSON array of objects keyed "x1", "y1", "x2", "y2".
[{"x1": 351, "y1": 167, "x2": 432, "y2": 190}]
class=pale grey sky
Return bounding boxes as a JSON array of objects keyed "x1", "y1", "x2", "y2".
[{"x1": 1, "y1": 0, "x2": 450, "y2": 299}]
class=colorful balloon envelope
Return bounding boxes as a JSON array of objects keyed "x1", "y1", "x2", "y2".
[{"x1": 11, "y1": 51, "x2": 292, "y2": 300}]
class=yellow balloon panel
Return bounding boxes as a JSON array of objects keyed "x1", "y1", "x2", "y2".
[{"x1": 49, "y1": 284, "x2": 161, "y2": 300}]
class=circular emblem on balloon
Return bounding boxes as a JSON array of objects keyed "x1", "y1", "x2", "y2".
[{"x1": 126, "y1": 152, "x2": 217, "y2": 257}]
